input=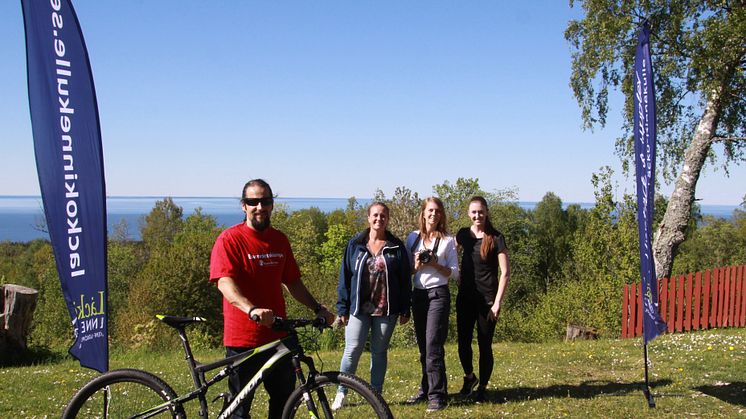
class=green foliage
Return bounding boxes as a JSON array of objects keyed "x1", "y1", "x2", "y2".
[
  {"x1": 566, "y1": 0, "x2": 745, "y2": 178},
  {"x1": 531, "y1": 192, "x2": 576, "y2": 291},
  {"x1": 118, "y1": 208, "x2": 222, "y2": 349},
  {"x1": 0, "y1": 240, "x2": 50, "y2": 289},
  {"x1": 673, "y1": 215, "x2": 746, "y2": 275},
  {"x1": 279, "y1": 207, "x2": 337, "y2": 321},
  {"x1": 283, "y1": 208, "x2": 328, "y2": 278},
  {"x1": 516, "y1": 168, "x2": 639, "y2": 341},
  {"x1": 27, "y1": 243, "x2": 71, "y2": 348},
  {"x1": 561, "y1": 168, "x2": 639, "y2": 288},
  {"x1": 320, "y1": 223, "x2": 353, "y2": 281},
  {"x1": 566, "y1": 1, "x2": 744, "y2": 280},
  {"x1": 139, "y1": 197, "x2": 184, "y2": 249},
  {"x1": 4, "y1": 184, "x2": 745, "y2": 354},
  {"x1": 107, "y1": 241, "x2": 147, "y2": 343},
  {"x1": 490, "y1": 202, "x2": 542, "y2": 309}
]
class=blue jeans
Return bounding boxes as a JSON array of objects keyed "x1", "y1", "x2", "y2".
[{"x1": 338, "y1": 313, "x2": 397, "y2": 394}]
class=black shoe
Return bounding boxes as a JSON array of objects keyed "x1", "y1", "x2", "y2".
[
  {"x1": 459, "y1": 374, "x2": 479, "y2": 396},
  {"x1": 426, "y1": 399, "x2": 446, "y2": 412},
  {"x1": 405, "y1": 391, "x2": 427, "y2": 405},
  {"x1": 474, "y1": 386, "x2": 487, "y2": 403}
]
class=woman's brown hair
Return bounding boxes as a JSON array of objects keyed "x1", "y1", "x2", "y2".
[{"x1": 469, "y1": 196, "x2": 500, "y2": 260}]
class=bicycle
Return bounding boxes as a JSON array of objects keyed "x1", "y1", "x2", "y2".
[{"x1": 61, "y1": 315, "x2": 393, "y2": 418}]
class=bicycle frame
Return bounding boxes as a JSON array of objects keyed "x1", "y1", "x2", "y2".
[
  {"x1": 216, "y1": 340, "x2": 292, "y2": 418},
  {"x1": 157, "y1": 316, "x2": 325, "y2": 419}
]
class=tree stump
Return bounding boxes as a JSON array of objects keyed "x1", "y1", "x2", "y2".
[
  {"x1": 565, "y1": 324, "x2": 598, "y2": 341},
  {"x1": 0, "y1": 284, "x2": 39, "y2": 352}
]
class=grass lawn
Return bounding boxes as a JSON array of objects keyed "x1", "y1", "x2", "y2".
[{"x1": 1, "y1": 327, "x2": 744, "y2": 418}]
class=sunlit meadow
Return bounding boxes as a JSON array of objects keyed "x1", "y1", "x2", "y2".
[{"x1": 1, "y1": 327, "x2": 743, "y2": 418}]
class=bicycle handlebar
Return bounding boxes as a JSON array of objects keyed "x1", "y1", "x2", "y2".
[{"x1": 249, "y1": 315, "x2": 330, "y2": 331}]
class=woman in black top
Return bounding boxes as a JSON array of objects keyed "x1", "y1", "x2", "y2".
[{"x1": 455, "y1": 196, "x2": 510, "y2": 402}]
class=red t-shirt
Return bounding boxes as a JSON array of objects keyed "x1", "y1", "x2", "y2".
[{"x1": 209, "y1": 223, "x2": 301, "y2": 347}]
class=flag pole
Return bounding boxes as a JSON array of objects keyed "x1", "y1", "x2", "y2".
[{"x1": 643, "y1": 343, "x2": 655, "y2": 407}]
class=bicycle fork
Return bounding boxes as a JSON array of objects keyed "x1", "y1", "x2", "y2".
[{"x1": 293, "y1": 355, "x2": 332, "y2": 419}]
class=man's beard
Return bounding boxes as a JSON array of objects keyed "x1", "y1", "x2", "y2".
[{"x1": 250, "y1": 216, "x2": 270, "y2": 231}]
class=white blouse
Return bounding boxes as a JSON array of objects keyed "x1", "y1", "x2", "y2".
[{"x1": 405, "y1": 231, "x2": 460, "y2": 290}]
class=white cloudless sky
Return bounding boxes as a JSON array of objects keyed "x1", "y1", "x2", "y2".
[{"x1": 1, "y1": 1, "x2": 743, "y2": 204}]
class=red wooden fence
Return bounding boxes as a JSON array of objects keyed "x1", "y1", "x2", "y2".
[{"x1": 621, "y1": 265, "x2": 746, "y2": 338}]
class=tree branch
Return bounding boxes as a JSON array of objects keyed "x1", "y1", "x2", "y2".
[{"x1": 712, "y1": 136, "x2": 746, "y2": 142}]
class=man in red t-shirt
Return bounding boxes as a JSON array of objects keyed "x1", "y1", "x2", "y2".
[{"x1": 210, "y1": 179, "x2": 334, "y2": 418}]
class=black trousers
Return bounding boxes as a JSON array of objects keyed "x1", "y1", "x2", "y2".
[
  {"x1": 456, "y1": 290, "x2": 496, "y2": 387},
  {"x1": 226, "y1": 344, "x2": 296, "y2": 419},
  {"x1": 412, "y1": 285, "x2": 451, "y2": 401}
]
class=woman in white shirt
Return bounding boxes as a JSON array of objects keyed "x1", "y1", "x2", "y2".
[{"x1": 404, "y1": 197, "x2": 459, "y2": 412}]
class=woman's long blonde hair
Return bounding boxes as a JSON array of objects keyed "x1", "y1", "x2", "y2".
[{"x1": 418, "y1": 197, "x2": 448, "y2": 239}]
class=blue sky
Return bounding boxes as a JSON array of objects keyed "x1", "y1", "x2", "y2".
[{"x1": 1, "y1": 1, "x2": 743, "y2": 204}]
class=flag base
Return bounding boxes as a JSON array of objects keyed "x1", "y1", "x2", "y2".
[
  {"x1": 643, "y1": 343, "x2": 656, "y2": 408},
  {"x1": 643, "y1": 385, "x2": 656, "y2": 408}
]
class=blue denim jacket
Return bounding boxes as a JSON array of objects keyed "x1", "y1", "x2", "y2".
[{"x1": 336, "y1": 229, "x2": 412, "y2": 318}]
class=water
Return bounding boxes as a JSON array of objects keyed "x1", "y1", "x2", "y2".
[
  {"x1": 0, "y1": 196, "x2": 368, "y2": 242},
  {"x1": 0, "y1": 196, "x2": 738, "y2": 242}
]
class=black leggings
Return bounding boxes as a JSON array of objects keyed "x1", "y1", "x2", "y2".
[{"x1": 456, "y1": 291, "x2": 496, "y2": 386}]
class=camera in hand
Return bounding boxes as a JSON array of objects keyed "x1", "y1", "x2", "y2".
[{"x1": 418, "y1": 249, "x2": 434, "y2": 264}]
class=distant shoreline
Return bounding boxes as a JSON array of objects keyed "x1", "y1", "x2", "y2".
[
  {"x1": 0, "y1": 194, "x2": 742, "y2": 207},
  {"x1": 0, "y1": 195, "x2": 740, "y2": 243}
]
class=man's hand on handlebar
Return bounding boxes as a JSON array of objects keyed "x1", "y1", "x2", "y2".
[
  {"x1": 248, "y1": 308, "x2": 275, "y2": 327},
  {"x1": 315, "y1": 305, "x2": 336, "y2": 328}
]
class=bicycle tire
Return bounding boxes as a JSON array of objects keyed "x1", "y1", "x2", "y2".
[
  {"x1": 61, "y1": 368, "x2": 186, "y2": 419},
  {"x1": 282, "y1": 371, "x2": 393, "y2": 419}
]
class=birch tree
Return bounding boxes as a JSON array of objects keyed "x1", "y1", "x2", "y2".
[{"x1": 566, "y1": 0, "x2": 745, "y2": 278}]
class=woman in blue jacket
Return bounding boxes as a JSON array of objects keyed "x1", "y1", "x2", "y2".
[{"x1": 333, "y1": 202, "x2": 411, "y2": 410}]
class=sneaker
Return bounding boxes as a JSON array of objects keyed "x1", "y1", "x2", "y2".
[
  {"x1": 459, "y1": 373, "x2": 479, "y2": 396},
  {"x1": 474, "y1": 386, "x2": 487, "y2": 403},
  {"x1": 405, "y1": 391, "x2": 427, "y2": 405},
  {"x1": 426, "y1": 399, "x2": 446, "y2": 412},
  {"x1": 331, "y1": 392, "x2": 345, "y2": 411}
]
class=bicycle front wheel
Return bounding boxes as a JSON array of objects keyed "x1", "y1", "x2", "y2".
[
  {"x1": 62, "y1": 368, "x2": 185, "y2": 418},
  {"x1": 282, "y1": 371, "x2": 393, "y2": 419}
]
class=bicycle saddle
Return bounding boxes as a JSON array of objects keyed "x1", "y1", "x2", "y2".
[{"x1": 156, "y1": 315, "x2": 206, "y2": 329}]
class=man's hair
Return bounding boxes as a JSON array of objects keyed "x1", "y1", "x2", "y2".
[{"x1": 242, "y1": 178, "x2": 273, "y2": 199}]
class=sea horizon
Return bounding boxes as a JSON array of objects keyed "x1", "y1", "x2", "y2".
[{"x1": 0, "y1": 195, "x2": 740, "y2": 243}]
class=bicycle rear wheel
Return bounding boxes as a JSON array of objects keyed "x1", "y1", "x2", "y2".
[
  {"x1": 282, "y1": 371, "x2": 393, "y2": 419},
  {"x1": 62, "y1": 368, "x2": 185, "y2": 418}
]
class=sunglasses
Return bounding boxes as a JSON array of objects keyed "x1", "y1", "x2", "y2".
[{"x1": 242, "y1": 197, "x2": 274, "y2": 206}]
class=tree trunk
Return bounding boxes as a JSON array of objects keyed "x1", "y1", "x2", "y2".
[
  {"x1": 652, "y1": 92, "x2": 721, "y2": 279},
  {"x1": 0, "y1": 284, "x2": 39, "y2": 352}
]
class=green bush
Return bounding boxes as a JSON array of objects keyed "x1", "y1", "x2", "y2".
[{"x1": 28, "y1": 244, "x2": 72, "y2": 349}]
